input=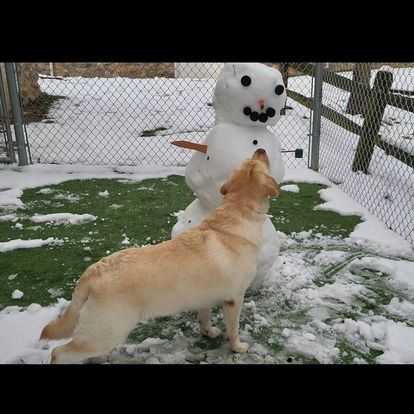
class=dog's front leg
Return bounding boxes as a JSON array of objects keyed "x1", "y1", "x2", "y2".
[
  {"x1": 197, "y1": 308, "x2": 222, "y2": 338},
  {"x1": 223, "y1": 297, "x2": 249, "y2": 353}
]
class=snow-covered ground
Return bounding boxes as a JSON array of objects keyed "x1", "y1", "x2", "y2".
[{"x1": 0, "y1": 164, "x2": 413, "y2": 364}]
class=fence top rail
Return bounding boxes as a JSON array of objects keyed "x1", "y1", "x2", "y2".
[{"x1": 290, "y1": 62, "x2": 414, "y2": 114}]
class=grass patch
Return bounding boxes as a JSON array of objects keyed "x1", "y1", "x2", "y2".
[
  {"x1": 140, "y1": 127, "x2": 167, "y2": 137},
  {"x1": 0, "y1": 177, "x2": 362, "y2": 310},
  {"x1": 23, "y1": 92, "x2": 66, "y2": 123},
  {"x1": 270, "y1": 182, "x2": 361, "y2": 238}
]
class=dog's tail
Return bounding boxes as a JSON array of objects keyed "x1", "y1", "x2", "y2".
[{"x1": 40, "y1": 267, "x2": 94, "y2": 341}]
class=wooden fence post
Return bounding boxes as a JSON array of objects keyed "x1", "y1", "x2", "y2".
[{"x1": 352, "y1": 69, "x2": 393, "y2": 174}]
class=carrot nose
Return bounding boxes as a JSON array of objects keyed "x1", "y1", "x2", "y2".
[{"x1": 259, "y1": 99, "x2": 265, "y2": 110}]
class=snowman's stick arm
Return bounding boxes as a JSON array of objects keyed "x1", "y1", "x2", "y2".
[{"x1": 171, "y1": 140, "x2": 208, "y2": 154}]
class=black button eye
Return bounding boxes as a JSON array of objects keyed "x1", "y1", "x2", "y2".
[
  {"x1": 275, "y1": 84, "x2": 285, "y2": 95},
  {"x1": 241, "y1": 75, "x2": 251, "y2": 87}
]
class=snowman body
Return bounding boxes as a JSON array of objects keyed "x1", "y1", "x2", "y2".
[{"x1": 172, "y1": 63, "x2": 286, "y2": 288}]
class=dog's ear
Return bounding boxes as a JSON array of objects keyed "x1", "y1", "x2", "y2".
[
  {"x1": 220, "y1": 181, "x2": 228, "y2": 195},
  {"x1": 265, "y1": 176, "x2": 279, "y2": 198}
]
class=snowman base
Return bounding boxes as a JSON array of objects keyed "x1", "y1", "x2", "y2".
[{"x1": 172, "y1": 198, "x2": 280, "y2": 290}]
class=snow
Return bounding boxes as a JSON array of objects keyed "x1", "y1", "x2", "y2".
[
  {"x1": 98, "y1": 190, "x2": 109, "y2": 198},
  {"x1": 283, "y1": 168, "x2": 332, "y2": 185},
  {"x1": 316, "y1": 186, "x2": 413, "y2": 257},
  {"x1": 280, "y1": 184, "x2": 299, "y2": 193},
  {"x1": 121, "y1": 237, "x2": 130, "y2": 246},
  {"x1": 12, "y1": 290, "x2": 24, "y2": 299},
  {"x1": 0, "y1": 214, "x2": 18, "y2": 222},
  {"x1": 377, "y1": 323, "x2": 414, "y2": 364},
  {"x1": 30, "y1": 213, "x2": 96, "y2": 225},
  {"x1": 0, "y1": 299, "x2": 69, "y2": 364},
  {"x1": 47, "y1": 288, "x2": 65, "y2": 299},
  {"x1": 37, "y1": 188, "x2": 55, "y2": 194},
  {"x1": 386, "y1": 297, "x2": 414, "y2": 320},
  {"x1": 349, "y1": 257, "x2": 414, "y2": 293},
  {"x1": 0, "y1": 237, "x2": 63, "y2": 253}
]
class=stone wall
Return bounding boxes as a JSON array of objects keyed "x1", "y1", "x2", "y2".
[{"x1": 35, "y1": 63, "x2": 175, "y2": 78}]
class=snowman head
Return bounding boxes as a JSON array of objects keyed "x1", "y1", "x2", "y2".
[{"x1": 213, "y1": 63, "x2": 286, "y2": 127}]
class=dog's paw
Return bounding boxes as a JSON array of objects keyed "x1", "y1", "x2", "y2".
[
  {"x1": 201, "y1": 326, "x2": 222, "y2": 339},
  {"x1": 230, "y1": 341, "x2": 249, "y2": 354}
]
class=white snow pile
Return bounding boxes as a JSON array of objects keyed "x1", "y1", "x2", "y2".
[
  {"x1": 98, "y1": 190, "x2": 109, "y2": 198},
  {"x1": 12, "y1": 290, "x2": 24, "y2": 300},
  {"x1": 0, "y1": 237, "x2": 63, "y2": 253},
  {"x1": 30, "y1": 213, "x2": 96, "y2": 225},
  {"x1": 0, "y1": 300, "x2": 69, "y2": 364},
  {"x1": 36, "y1": 188, "x2": 55, "y2": 194},
  {"x1": 280, "y1": 184, "x2": 300, "y2": 193}
]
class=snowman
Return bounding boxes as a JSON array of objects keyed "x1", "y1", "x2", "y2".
[{"x1": 172, "y1": 62, "x2": 286, "y2": 289}]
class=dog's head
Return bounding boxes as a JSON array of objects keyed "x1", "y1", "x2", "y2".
[{"x1": 220, "y1": 149, "x2": 279, "y2": 200}]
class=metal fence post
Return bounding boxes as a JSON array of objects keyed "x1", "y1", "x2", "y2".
[
  {"x1": 310, "y1": 62, "x2": 324, "y2": 171},
  {"x1": 5, "y1": 63, "x2": 29, "y2": 166},
  {"x1": 0, "y1": 66, "x2": 16, "y2": 163}
]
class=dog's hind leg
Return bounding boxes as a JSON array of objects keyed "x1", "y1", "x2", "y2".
[
  {"x1": 223, "y1": 296, "x2": 249, "y2": 353},
  {"x1": 197, "y1": 308, "x2": 222, "y2": 338},
  {"x1": 50, "y1": 299, "x2": 139, "y2": 364}
]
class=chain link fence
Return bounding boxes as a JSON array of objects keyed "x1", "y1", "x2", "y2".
[
  {"x1": 1, "y1": 62, "x2": 413, "y2": 244},
  {"x1": 4, "y1": 62, "x2": 314, "y2": 169},
  {"x1": 318, "y1": 62, "x2": 414, "y2": 244}
]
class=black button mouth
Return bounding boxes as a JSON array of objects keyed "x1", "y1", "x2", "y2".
[{"x1": 243, "y1": 106, "x2": 276, "y2": 123}]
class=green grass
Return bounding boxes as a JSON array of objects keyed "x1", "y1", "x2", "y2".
[
  {"x1": 140, "y1": 127, "x2": 167, "y2": 137},
  {"x1": 270, "y1": 182, "x2": 361, "y2": 237},
  {"x1": 3, "y1": 175, "x2": 412, "y2": 364},
  {"x1": 0, "y1": 176, "x2": 193, "y2": 309},
  {"x1": 0, "y1": 177, "x2": 360, "y2": 310}
]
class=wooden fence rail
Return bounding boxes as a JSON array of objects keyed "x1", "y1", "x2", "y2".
[{"x1": 288, "y1": 63, "x2": 414, "y2": 171}]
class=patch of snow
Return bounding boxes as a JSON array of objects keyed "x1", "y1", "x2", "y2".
[
  {"x1": 12, "y1": 290, "x2": 24, "y2": 299},
  {"x1": 280, "y1": 184, "x2": 299, "y2": 193},
  {"x1": 0, "y1": 237, "x2": 63, "y2": 253},
  {"x1": 37, "y1": 188, "x2": 55, "y2": 194},
  {"x1": 47, "y1": 288, "x2": 65, "y2": 299},
  {"x1": 0, "y1": 299, "x2": 69, "y2": 364},
  {"x1": 31, "y1": 213, "x2": 96, "y2": 225},
  {"x1": 98, "y1": 190, "x2": 109, "y2": 198},
  {"x1": 376, "y1": 321, "x2": 414, "y2": 364},
  {"x1": 386, "y1": 297, "x2": 414, "y2": 320},
  {"x1": 0, "y1": 214, "x2": 18, "y2": 222},
  {"x1": 349, "y1": 257, "x2": 414, "y2": 294},
  {"x1": 313, "y1": 250, "x2": 348, "y2": 266}
]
